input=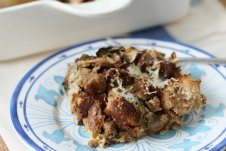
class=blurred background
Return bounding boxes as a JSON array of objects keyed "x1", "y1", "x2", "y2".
[
  {"x1": 0, "y1": 0, "x2": 226, "y2": 60},
  {"x1": 0, "y1": 0, "x2": 226, "y2": 150}
]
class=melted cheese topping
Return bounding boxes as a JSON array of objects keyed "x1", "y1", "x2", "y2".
[
  {"x1": 111, "y1": 79, "x2": 146, "y2": 113},
  {"x1": 126, "y1": 49, "x2": 138, "y2": 62},
  {"x1": 112, "y1": 87, "x2": 138, "y2": 103},
  {"x1": 127, "y1": 64, "x2": 142, "y2": 75},
  {"x1": 152, "y1": 58, "x2": 162, "y2": 69},
  {"x1": 127, "y1": 60, "x2": 168, "y2": 89},
  {"x1": 112, "y1": 79, "x2": 138, "y2": 103},
  {"x1": 146, "y1": 67, "x2": 168, "y2": 89}
]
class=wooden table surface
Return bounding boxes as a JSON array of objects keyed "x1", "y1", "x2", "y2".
[{"x1": 0, "y1": 136, "x2": 8, "y2": 151}]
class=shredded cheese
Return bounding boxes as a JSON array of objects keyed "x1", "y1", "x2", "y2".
[
  {"x1": 127, "y1": 64, "x2": 142, "y2": 75},
  {"x1": 111, "y1": 79, "x2": 138, "y2": 103},
  {"x1": 146, "y1": 67, "x2": 168, "y2": 88}
]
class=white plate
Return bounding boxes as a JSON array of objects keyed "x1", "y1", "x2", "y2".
[{"x1": 11, "y1": 38, "x2": 226, "y2": 151}]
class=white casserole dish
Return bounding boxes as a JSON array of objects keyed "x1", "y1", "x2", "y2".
[{"x1": 0, "y1": 0, "x2": 190, "y2": 60}]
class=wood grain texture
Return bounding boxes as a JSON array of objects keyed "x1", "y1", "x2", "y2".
[
  {"x1": 219, "y1": 0, "x2": 226, "y2": 7},
  {"x1": 0, "y1": 136, "x2": 9, "y2": 151}
]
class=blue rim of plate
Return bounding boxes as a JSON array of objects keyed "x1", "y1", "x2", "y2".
[{"x1": 10, "y1": 37, "x2": 226, "y2": 151}]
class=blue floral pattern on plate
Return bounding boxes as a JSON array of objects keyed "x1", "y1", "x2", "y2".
[{"x1": 10, "y1": 38, "x2": 226, "y2": 151}]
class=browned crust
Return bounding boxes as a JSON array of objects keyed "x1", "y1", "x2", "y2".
[
  {"x1": 105, "y1": 95, "x2": 143, "y2": 130},
  {"x1": 63, "y1": 46, "x2": 206, "y2": 147}
]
